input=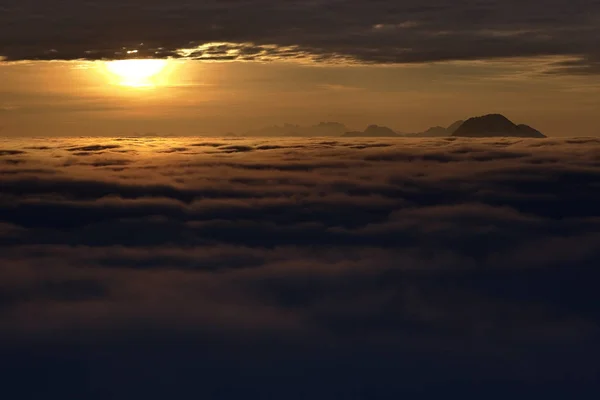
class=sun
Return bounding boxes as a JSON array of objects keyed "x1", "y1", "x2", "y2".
[{"x1": 103, "y1": 59, "x2": 170, "y2": 88}]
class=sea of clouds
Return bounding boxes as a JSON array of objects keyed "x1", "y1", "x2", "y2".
[{"x1": 1, "y1": 136, "x2": 599, "y2": 398}]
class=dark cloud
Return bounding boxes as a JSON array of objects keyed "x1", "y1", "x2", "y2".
[
  {"x1": 220, "y1": 145, "x2": 255, "y2": 153},
  {"x1": 1, "y1": 136, "x2": 600, "y2": 398},
  {"x1": 67, "y1": 144, "x2": 122, "y2": 152},
  {"x1": 0, "y1": 150, "x2": 26, "y2": 156},
  {"x1": 1, "y1": 1, "x2": 600, "y2": 74}
]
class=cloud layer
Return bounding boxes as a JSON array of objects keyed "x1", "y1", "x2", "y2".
[
  {"x1": 1, "y1": 0, "x2": 600, "y2": 73},
  {"x1": 1, "y1": 136, "x2": 600, "y2": 398}
]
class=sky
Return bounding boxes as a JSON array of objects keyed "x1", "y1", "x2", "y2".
[{"x1": 2, "y1": 0, "x2": 600, "y2": 136}]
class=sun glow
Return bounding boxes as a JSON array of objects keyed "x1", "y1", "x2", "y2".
[{"x1": 103, "y1": 59, "x2": 171, "y2": 88}]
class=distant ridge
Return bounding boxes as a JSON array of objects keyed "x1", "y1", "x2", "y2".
[
  {"x1": 403, "y1": 120, "x2": 464, "y2": 137},
  {"x1": 447, "y1": 120, "x2": 465, "y2": 135},
  {"x1": 342, "y1": 125, "x2": 399, "y2": 137},
  {"x1": 414, "y1": 126, "x2": 447, "y2": 137},
  {"x1": 236, "y1": 115, "x2": 545, "y2": 138},
  {"x1": 453, "y1": 114, "x2": 546, "y2": 138}
]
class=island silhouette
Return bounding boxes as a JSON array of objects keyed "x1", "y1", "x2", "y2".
[{"x1": 240, "y1": 114, "x2": 545, "y2": 138}]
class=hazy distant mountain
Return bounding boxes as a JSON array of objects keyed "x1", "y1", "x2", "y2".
[
  {"x1": 404, "y1": 120, "x2": 464, "y2": 137},
  {"x1": 447, "y1": 120, "x2": 465, "y2": 134},
  {"x1": 407, "y1": 126, "x2": 447, "y2": 137},
  {"x1": 312, "y1": 122, "x2": 348, "y2": 135},
  {"x1": 239, "y1": 116, "x2": 544, "y2": 138},
  {"x1": 245, "y1": 122, "x2": 348, "y2": 137},
  {"x1": 342, "y1": 125, "x2": 399, "y2": 137},
  {"x1": 453, "y1": 114, "x2": 546, "y2": 138}
]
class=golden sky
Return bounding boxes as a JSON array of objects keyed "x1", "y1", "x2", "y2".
[
  {"x1": 2, "y1": 1, "x2": 600, "y2": 136},
  {"x1": 1, "y1": 58, "x2": 599, "y2": 136}
]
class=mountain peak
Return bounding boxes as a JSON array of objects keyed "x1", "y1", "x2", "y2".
[
  {"x1": 364, "y1": 125, "x2": 398, "y2": 136},
  {"x1": 453, "y1": 114, "x2": 546, "y2": 138},
  {"x1": 342, "y1": 124, "x2": 398, "y2": 137}
]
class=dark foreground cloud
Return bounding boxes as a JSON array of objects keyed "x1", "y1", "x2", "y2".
[
  {"x1": 1, "y1": 136, "x2": 600, "y2": 398},
  {"x1": 1, "y1": 0, "x2": 600, "y2": 74}
]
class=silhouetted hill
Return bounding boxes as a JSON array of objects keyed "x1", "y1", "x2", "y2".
[
  {"x1": 453, "y1": 114, "x2": 546, "y2": 138},
  {"x1": 517, "y1": 124, "x2": 545, "y2": 138},
  {"x1": 342, "y1": 125, "x2": 399, "y2": 137},
  {"x1": 239, "y1": 116, "x2": 544, "y2": 138}
]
